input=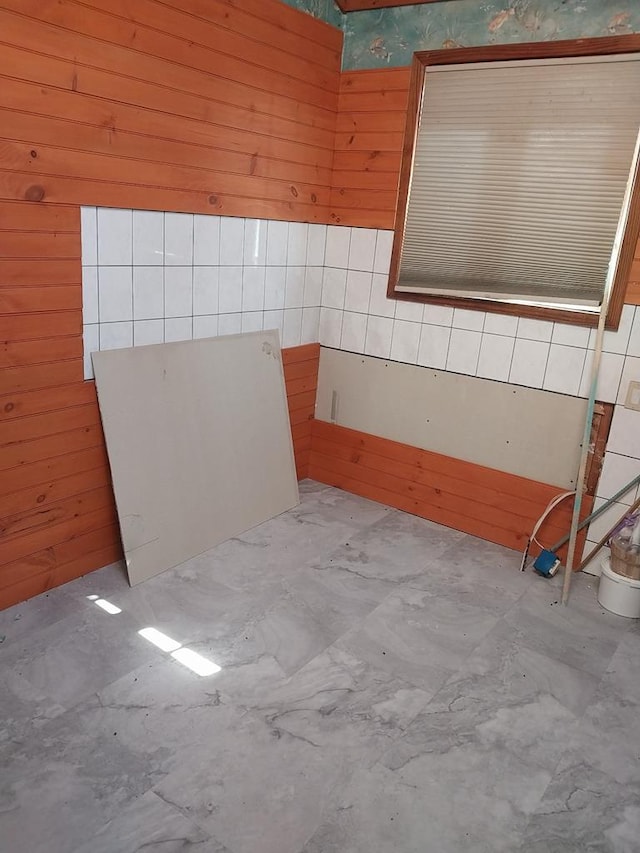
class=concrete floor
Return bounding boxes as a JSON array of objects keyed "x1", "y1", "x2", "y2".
[{"x1": 1, "y1": 481, "x2": 639, "y2": 853}]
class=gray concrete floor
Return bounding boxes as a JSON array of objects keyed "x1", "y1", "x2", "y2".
[{"x1": 1, "y1": 481, "x2": 639, "y2": 853}]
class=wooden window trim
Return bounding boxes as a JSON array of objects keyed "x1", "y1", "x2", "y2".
[{"x1": 388, "y1": 36, "x2": 640, "y2": 330}]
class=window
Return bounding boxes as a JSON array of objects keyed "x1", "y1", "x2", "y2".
[{"x1": 388, "y1": 37, "x2": 640, "y2": 328}]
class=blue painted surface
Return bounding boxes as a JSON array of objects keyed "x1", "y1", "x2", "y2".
[
  {"x1": 343, "y1": 0, "x2": 640, "y2": 69},
  {"x1": 279, "y1": 0, "x2": 344, "y2": 30},
  {"x1": 279, "y1": 0, "x2": 640, "y2": 70}
]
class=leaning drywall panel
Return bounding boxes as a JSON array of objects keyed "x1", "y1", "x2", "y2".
[
  {"x1": 316, "y1": 347, "x2": 586, "y2": 489},
  {"x1": 93, "y1": 331, "x2": 299, "y2": 586}
]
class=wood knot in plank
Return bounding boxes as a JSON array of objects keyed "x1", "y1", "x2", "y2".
[{"x1": 24, "y1": 185, "x2": 45, "y2": 202}]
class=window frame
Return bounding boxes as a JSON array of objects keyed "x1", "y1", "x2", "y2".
[{"x1": 387, "y1": 36, "x2": 640, "y2": 330}]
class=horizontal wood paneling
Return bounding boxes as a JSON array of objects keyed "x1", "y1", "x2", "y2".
[
  {"x1": 0, "y1": 0, "x2": 336, "y2": 611},
  {"x1": 330, "y1": 68, "x2": 409, "y2": 228},
  {"x1": 0, "y1": 1, "x2": 340, "y2": 220},
  {"x1": 309, "y1": 420, "x2": 593, "y2": 558},
  {"x1": 283, "y1": 343, "x2": 320, "y2": 481}
]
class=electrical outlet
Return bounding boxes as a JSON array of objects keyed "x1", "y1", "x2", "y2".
[{"x1": 625, "y1": 380, "x2": 640, "y2": 412}]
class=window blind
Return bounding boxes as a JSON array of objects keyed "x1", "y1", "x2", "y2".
[{"x1": 398, "y1": 56, "x2": 640, "y2": 308}]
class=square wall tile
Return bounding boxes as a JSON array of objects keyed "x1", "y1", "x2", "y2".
[
  {"x1": 483, "y1": 312, "x2": 518, "y2": 338},
  {"x1": 306, "y1": 224, "x2": 326, "y2": 267},
  {"x1": 193, "y1": 214, "x2": 220, "y2": 266},
  {"x1": 452, "y1": 307, "x2": 484, "y2": 332},
  {"x1": 98, "y1": 267, "x2": 133, "y2": 323},
  {"x1": 164, "y1": 317, "x2": 192, "y2": 342},
  {"x1": 517, "y1": 317, "x2": 553, "y2": 342},
  {"x1": 82, "y1": 266, "x2": 98, "y2": 325},
  {"x1": 628, "y1": 308, "x2": 640, "y2": 357},
  {"x1": 264, "y1": 267, "x2": 286, "y2": 311},
  {"x1": 97, "y1": 208, "x2": 132, "y2": 265},
  {"x1": 244, "y1": 219, "x2": 267, "y2": 266},
  {"x1": 322, "y1": 267, "x2": 347, "y2": 310},
  {"x1": 133, "y1": 267, "x2": 164, "y2": 320},
  {"x1": 446, "y1": 328, "x2": 481, "y2": 375},
  {"x1": 283, "y1": 308, "x2": 303, "y2": 348},
  {"x1": 287, "y1": 222, "x2": 308, "y2": 267},
  {"x1": 304, "y1": 267, "x2": 323, "y2": 308},
  {"x1": 373, "y1": 230, "x2": 393, "y2": 275},
  {"x1": 164, "y1": 267, "x2": 192, "y2": 318},
  {"x1": 319, "y1": 307, "x2": 343, "y2": 349},
  {"x1": 476, "y1": 333, "x2": 515, "y2": 382},
  {"x1": 218, "y1": 267, "x2": 243, "y2": 314},
  {"x1": 325, "y1": 225, "x2": 350, "y2": 268},
  {"x1": 417, "y1": 323, "x2": 450, "y2": 370},
  {"x1": 80, "y1": 207, "x2": 97, "y2": 265},
  {"x1": 394, "y1": 298, "x2": 423, "y2": 323},
  {"x1": 266, "y1": 220, "x2": 288, "y2": 266},
  {"x1": 600, "y1": 304, "x2": 635, "y2": 354},
  {"x1": 617, "y1": 356, "x2": 640, "y2": 405},
  {"x1": 369, "y1": 273, "x2": 395, "y2": 318},
  {"x1": 301, "y1": 307, "x2": 320, "y2": 344},
  {"x1": 242, "y1": 266, "x2": 265, "y2": 312},
  {"x1": 551, "y1": 323, "x2": 590, "y2": 348},
  {"x1": 242, "y1": 311, "x2": 264, "y2": 334},
  {"x1": 285, "y1": 267, "x2": 305, "y2": 309},
  {"x1": 344, "y1": 270, "x2": 372, "y2": 314},
  {"x1": 134, "y1": 319, "x2": 164, "y2": 347},
  {"x1": 193, "y1": 315, "x2": 219, "y2": 340},
  {"x1": 341, "y1": 311, "x2": 367, "y2": 353},
  {"x1": 133, "y1": 210, "x2": 163, "y2": 266},
  {"x1": 423, "y1": 303, "x2": 453, "y2": 327},
  {"x1": 83, "y1": 323, "x2": 99, "y2": 379},
  {"x1": 607, "y1": 405, "x2": 640, "y2": 458},
  {"x1": 597, "y1": 452, "x2": 640, "y2": 507},
  {"x1": 364, "y1": 315, "x2": 393, "y2": 359},
  {"x1": 483, "y1": 312, "x2": 518, "y2": 336},
  {"x1": 219, "y1": 217, "x2": 245, "y2": 266},
  {"x1": 586, "y1": 497, "x2": 628, "y2": 545},
  {"x1": 348, "y1": 228, "x2": 377, "y2": 272},
  {"x1": 579, "y1": 350, "x2": 624, "y2": 403},
  {"x1": 218, "y1": 313, "x2": 242, "y2": 336},
  {"x1": 509, "y1": 338, "x2": 549, "y2": 389},
  {"x1": 164, "y1": 212, "x2": 193, "y2": 266},
  {"x1": 390, "y1": 319, "x2": 421, "y2": 364},
  {"x1": 100, "y1": 321, "x2": 133, "y2": 351},
  {"x1": 543, "y1": 343, "x2": 585, "y2": 396},
  {"x1": 264, "y1": 309, "x2": 284, "y2": 336},
  {"x1": 193, "y1": 267, "x2": 219, "y2": 316}
]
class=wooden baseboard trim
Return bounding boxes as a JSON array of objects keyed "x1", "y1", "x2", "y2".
[{"x1": 309, "y1": 419, "x2": 592, "y2": 560}]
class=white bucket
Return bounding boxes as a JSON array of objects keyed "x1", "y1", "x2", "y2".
[{"x1": 598, "y1": 558, "x2": 640, "y2": 618}]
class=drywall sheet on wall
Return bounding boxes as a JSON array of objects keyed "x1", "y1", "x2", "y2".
[
  {"x1": 316, "y1": 348, "x2": 586, "y2": 489},
  {"x1": 93, "y1": 331, "x2": 299, "y2": 586}
]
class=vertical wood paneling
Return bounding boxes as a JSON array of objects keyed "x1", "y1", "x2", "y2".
[{"x1": 0, "y1": 0, "x2": 337, "y2": 610}]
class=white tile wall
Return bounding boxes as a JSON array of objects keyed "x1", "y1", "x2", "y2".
[
  {"x1": 82, "y1": 208, "x2": 640, "y2": 572},
  {"x1": 82, "y1": 208, "x2": 325, "y2": 380},
  {"x1": 83, "y1": 211, "x2": 640, "y2": 408}
]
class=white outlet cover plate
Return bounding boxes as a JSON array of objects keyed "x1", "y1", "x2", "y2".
[{"x1": 625, "y1": 380, "x2": 640, "y2": 412}]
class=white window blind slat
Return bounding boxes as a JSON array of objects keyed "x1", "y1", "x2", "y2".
[{"x1": 398, "y1": 55, "x2": 640, "y2": 306}]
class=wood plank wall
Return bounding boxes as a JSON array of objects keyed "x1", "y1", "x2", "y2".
[
  {"x1": 329, "y1": 67, "x2": 640, "y2": 306},
  {"x1": 309, "y1": 420, "x2": 593, "y2": 560},
  {"x1": 0, "y1": 0, "x2": 337, "y2": 610},
  {"x1": 0, "y1": 0, "x2": 340, "y2": 220},
  {"x1": 330, "y1": 68, "x2": 409, "y2": 230}
]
